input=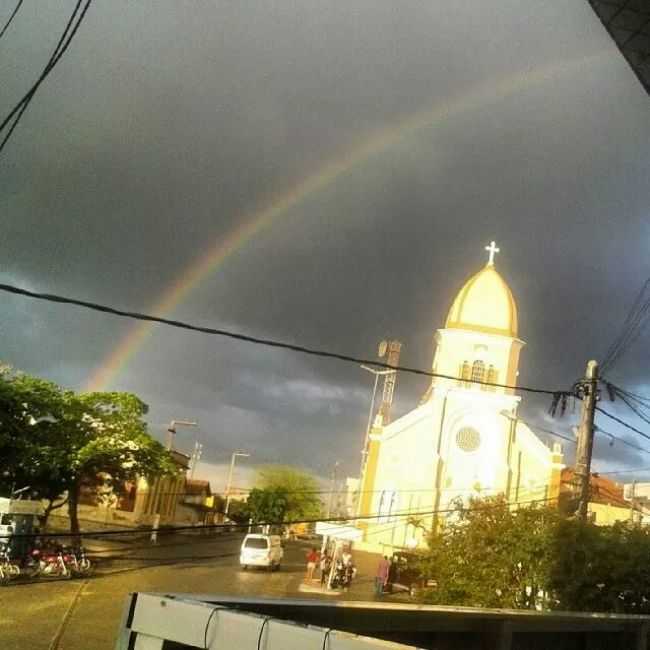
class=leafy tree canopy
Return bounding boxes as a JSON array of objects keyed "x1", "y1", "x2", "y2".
[
  {"x1": 419, "y1": 495, "x2": 650, "y2": 614},
  {"x1": 255, "y1": 465, "x2": 322, "y2": 521},
  {"x1": 246, "y1": 487, "x2": 288, "y2": 524},
  {"x1": 0, "y1": 365, "x2": 176, "y2": 532}
]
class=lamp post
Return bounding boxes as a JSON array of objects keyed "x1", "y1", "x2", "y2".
[
  {"x1": 151, "y1": 419, "x2": 198, "y2": 543},
  {"x1": 225, "y1": 451, "x2": 250, "y2": 518},
  {"x1": 166, "y1": 420, "x2": 198, "y2": 451}
]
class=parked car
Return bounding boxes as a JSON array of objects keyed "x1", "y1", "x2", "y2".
[
  {"x1": 239, "y1": 534, "x2": 283, "y2": 571},
  {"x1": 386, "y1": 551, "x2": 437, "y2": 597}
]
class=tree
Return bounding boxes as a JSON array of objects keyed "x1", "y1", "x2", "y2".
[
  {"x1": 246, "y1": 487, "x2": 288, "y2": 523},
  {"x1": 57, "y1": 390, "x2": 178, "y2": 534},
  {"x1": 418, "y1": 495, "x2": 650, "y2": 614},
  {"x1": 0, "y1": 366, "x2": 177, "y2": 533},
  {"x1": 420, "y1": 496, "x2": 560, "y2": 610},
  {"x1": 255, "y1": 465, "x2": 322, "y2": 521},
  {"x1": 226, "y1": 499, "x2": 251, "y2": 525},
  {"x1": 0, "y1": 366, "x2": 72, "y2": 518}
]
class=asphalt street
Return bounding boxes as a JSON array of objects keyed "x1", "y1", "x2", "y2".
[{"x1": 0, "y1": 534, "x2": 377, "y2": 649}]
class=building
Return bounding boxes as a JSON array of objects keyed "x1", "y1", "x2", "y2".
[
  {"x1": 175, "y1": 479, "x2": 219, "y2": 525},
  {"x1": 73, "y1": 449, "x2": 191, "y2": 528},
  {"x1": 559, "y1": 469, "x2": 642, "y2": 525},
  {"x1": 356, "y1": 243, "x2": 564, "y2": 553}
]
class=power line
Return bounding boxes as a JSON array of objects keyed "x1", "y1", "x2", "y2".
[
  {"x1": 2, "y1": 494, "x2": 559, "y2": 540},
  {"x1": 0, "y1": 0, "x2": 92, "y2": 156},
  {"x1": 596, "y1": 406, "x2": 650, "y2": 443},
  {"x1": 528, "y1": 424, "x2": 576, "y2": 445},
  {"x1": 594, "y1": 424, "x2": 650, "y2": 456},
  {"x1": 601, "y1": 277, "x2": 650, "y2": 372},
  {"x1": 595, "y1": 467, "x2": 650, "y2": 476},
  {"x1": 0, "y1": 282, "x2": 569, "y2": 397},
  {"x1": 0, "y1": 0, "x2": 24, "y2": 40}
]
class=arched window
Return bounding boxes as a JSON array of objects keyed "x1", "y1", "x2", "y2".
[
  {"x1": 487, "y1": 365, "x2": 498, "y2": 391},
  {"x1": 471, "y1": 360, "x2": 485, "y2": 385}
]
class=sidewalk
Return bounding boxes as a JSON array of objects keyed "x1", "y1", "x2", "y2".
[{"x1": 296, "y1": 546, "x2": 382, "y2": 601}]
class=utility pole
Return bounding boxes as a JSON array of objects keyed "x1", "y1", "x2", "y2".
[
  {"x1": 189, "y1": 442, "x2": 203, "y2": 481},
  {"x1": 224, "y1": 451, "x2": 250, "y2": 517},
  {"x1": 575, "y1": 360, "x2": 599, "y2": 520},
  {"x1": 326, "y1": 461, "x2": 340, "y2": 519}
]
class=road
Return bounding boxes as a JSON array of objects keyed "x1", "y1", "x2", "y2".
[{"x1": 0, "y1": 533, "x2": 376, "y2": 649}]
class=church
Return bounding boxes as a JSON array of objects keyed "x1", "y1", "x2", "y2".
[{"x1": 355, "y1": 243, "x2": 564, "y2": 553}]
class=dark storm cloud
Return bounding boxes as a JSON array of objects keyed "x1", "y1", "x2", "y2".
[{"x1": 1, "y1": 1, "x2": 649, "y2": 478}]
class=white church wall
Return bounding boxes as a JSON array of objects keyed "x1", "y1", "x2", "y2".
[
  {"x1": 512, "y1": 422, "x2": 559, "y2": 503},
  {"x1": 364, "y1": 402, "x2": 439, "y2": 550}
]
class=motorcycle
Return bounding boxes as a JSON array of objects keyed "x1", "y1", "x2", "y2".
[
  {"x1": 330, "y1": 559, "x2": 355, "y2": 590},
  {"x1": 27, "y1": 544, "x2": 71, "y2": 579},
  {"x1": 0, "y1": 543, "x2": 21, "y2": 586}
]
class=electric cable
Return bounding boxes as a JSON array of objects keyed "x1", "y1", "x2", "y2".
[
  {"x1": 601, "y1": 278, "x2": 650, "y2": 372},
  {"x1": 0, "y1": 0, "x2": 92, "y2": 155},
  {"x1": 595, "y1": 467, "x2": 650, "y2": 476},
  {"x1": 0, "y1": 282, "x2": 570, "y2": 397},
  {"x1": 2, "y1": 493, "x2": 560, "y2": 541},
  {"x1": 596, "y1": 406, "x2": 650, "y2": 443},
  {"x1": 0, "y1": 0, "x2": 23, "y2": 40}
]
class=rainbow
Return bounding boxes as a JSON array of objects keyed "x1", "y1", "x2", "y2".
[{"x1": 84, "y1": 51, "x2": 608, "y2": 391}]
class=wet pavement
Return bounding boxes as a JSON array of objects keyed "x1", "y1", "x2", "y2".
[{"x1": 0, "y1": 535, "x2": 378, "y2": 649}]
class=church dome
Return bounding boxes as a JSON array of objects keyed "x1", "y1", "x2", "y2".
[{"x1": 445, "y1": 250, "x2": 518, "y2": 338}]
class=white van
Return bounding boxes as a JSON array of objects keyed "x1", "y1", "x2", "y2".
[{"x1": 240, "y1": 534, "x2": 283, "y2": 570}]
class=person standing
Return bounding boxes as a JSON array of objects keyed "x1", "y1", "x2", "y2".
[
  {"x1": 305, "y1": 547, "x2": 319, "y2": 581},
  {"x1": 375, "y1": 556, "x2": 391, "y2": 596},
  {"x1": 319, "y1": 552, "x2": 332, "y2": 588}
]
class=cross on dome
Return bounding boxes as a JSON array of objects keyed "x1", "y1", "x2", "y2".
[{"x1": 485, "y1": 241, "x2": 500, "y2": 266}]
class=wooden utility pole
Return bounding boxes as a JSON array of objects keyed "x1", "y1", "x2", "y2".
[{"x1": 575, "y1": 360, "x2": 599, "y2": 520}]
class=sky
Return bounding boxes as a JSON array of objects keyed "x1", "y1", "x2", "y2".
[{"x1": 1, "y1": 1, "x2": 649, "y2": 490}]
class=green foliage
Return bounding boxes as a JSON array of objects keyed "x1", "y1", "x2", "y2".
[
  {"x1": 256, "y1": 465, "x2": 322, "y2": 521},
  {"x1": 548, "y1": 519, "x2": 650, "y2": 613},
  {"x1": 225, "y1": 499, "x2": 250, "y2": 524},
  {"x1": 246, "y1": 487, "x2": 289, "y2": 523},
  {"x1": 0, "y1": 365, "x2": 176, "y2": 532},
  {"x1": 421, "y1": 496, "x2": 558, "y2": 609},
  {"x1": 419, "y1": 496, "x2": 650, "y2": 614}
]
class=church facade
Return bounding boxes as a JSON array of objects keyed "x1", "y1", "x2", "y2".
[{"x1": 355, "y1": 243, "x2": 564, "y2": 553}]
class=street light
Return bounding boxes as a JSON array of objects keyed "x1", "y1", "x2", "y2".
[
  {"x1": 166, "y1": 419, "x2": 198, "y2": 451},
  {"x1": 225, "y1": 451, "x2": 250, "y2": 517},
  {"x1": 151, "y1": 419, "x2": 198, "y2": 544}
]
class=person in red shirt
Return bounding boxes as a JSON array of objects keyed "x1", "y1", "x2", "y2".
[
  {"x1": 375, "y1": 556, "x2": 391, "y2": 596},
  {"x1": 305, "y1": 547, "x2": 319, "y2": 581}
]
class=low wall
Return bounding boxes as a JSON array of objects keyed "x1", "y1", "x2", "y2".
[{"x1": 182, "y1": 595, "x2": 650, "y2": 650}]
